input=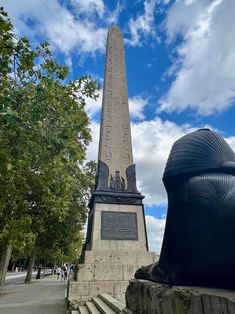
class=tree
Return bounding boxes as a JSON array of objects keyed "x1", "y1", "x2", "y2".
[
  {"x1": 24, "y1": 160, "x2": 96, "y2": 282},
  {"x1": 0, "y1": 7, "x2": 99, "y2": 288}
]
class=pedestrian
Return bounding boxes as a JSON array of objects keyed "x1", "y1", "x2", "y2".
[
  {"x1": 56, "y1": 266, "x2": 61, "y2": 280},
  {"x1": 60, "y1": 267, "x2": 64, "y2": 281},
  {"x1": 63, "y1": 265, "x2": 68, "y2": 280},
  {"x1": 69, "y1": 265, "x2": 74, "y2": 278}
]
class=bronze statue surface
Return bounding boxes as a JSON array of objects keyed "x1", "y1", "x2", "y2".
[{"x1": 135, "y1": 129, "x2": 235, "y2": 288}]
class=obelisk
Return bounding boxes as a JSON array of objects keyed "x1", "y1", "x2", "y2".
[
  {"x1": 68, "y1": 26, "x2": 157, "y2": 305},
  {"x1": 98, "y1": 26, "x2": 133, "y2": 181},
  {"x1": 86, "y1": 26, "x2": 148, "y2": 251}
]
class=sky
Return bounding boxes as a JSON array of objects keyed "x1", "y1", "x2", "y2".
[{"x1": 2, "y1": 0, "x2": 235, "y2": 253}]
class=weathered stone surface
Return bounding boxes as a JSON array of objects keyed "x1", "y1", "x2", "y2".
[
  {"x1": 69, "y1": 255, "x2": 155, "y2": 306},
  {"x1": 84, "y1": 251, "x2": 157, "y2": 265},
  {"x1": 90, "y1": 203, "x2": 149, "y2": 252},
  {"x1": 68, "y1": 280, "x2": 129, "y2": 304},
  {"x1": 122, "y1": 279, "x2": 235, "y2": 314},
  {"x1": 98, "y1": 26, "x2": 133, "y2": 182},
  {"x1": 84, "y1": 25, "x2": 149, "y2": 256},
  {"x1": 76, "y1": 262, "x2": 160, "y2": 282}
]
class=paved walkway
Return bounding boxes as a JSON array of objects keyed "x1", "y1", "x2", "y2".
[{"x1": 0, "y1": 275, "x2": 67, "y2": 314}]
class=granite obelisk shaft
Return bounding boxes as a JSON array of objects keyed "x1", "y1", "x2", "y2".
[{"x1": 98, "y1": 26, "x2": 133, "y2": 181}]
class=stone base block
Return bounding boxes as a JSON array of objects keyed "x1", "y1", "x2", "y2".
[
  {"x1": 89, "y1": 203, "x2": 149, "y2": 252},
  {"x1": 84, "y1": 251, "x2": 158, "y2": 265},
  {"x1": 68, "y1": 280, "x2": 129, "y2": 304},
  {"x1": 76, "y1": 263, "x2": 143, "y2": 282},
  {"x1": 123, "y1": 279, "x2": 235, "y2": 314},
  {"x1": 68, "y1": 251, "x2": 158, "y2": 307}
]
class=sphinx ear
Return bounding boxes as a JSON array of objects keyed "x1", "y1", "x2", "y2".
[{"x1": 188, "y1": 174, "x2": 230, "y2": 212}]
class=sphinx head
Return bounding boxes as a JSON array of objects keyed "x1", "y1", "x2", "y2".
[
  {"x1": 163, "y1": 128, "x2": 235, "y2": 190},
  {"x1": 135, "y1": 129, "x2": 235, "y2": 288}
]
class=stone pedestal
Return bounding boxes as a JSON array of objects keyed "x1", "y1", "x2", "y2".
[
  {"x1": 87, "y1": 203, "x2": 148, "y2": 252},
  {"x1": 68, "y1": 252, "x2": 157, "y2": 303},
  {"x1": 122, "y1": 279, "x2": 235, "y2": 314},
  {"x1": 68, "y1": 197, "x2": 158, "y2": 304},
  {"x1": 68, "y1": 201, "x2": 158, "y2": 303}
]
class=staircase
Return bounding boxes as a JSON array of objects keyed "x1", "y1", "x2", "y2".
[{"x1": 71, "y1": 293, "x2": 126, "y2": 314}]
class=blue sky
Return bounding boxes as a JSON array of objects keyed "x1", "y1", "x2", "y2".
[{"x1": 2, "y1": 0, "x2": 235, "y2": 253}]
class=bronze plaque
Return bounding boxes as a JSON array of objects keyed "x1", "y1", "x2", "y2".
[{"x1": 101, "y1": 211, "x2": 138, "y2": 240}]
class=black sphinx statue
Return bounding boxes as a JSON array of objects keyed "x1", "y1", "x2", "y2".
[{"x1": 135, "y1": 128, "x2": 235, "y2": 289}]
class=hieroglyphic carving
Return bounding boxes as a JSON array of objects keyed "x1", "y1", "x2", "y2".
[
  {"x1": 98, "y1": 26, "x2": 133, "y2": 179},
  {"x1": 110, "y1": 170, "x2": 125, "y2": 190}
]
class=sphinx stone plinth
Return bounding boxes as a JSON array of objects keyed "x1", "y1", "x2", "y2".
[{"x1": 122, "y1": 280, "x2": 235, "y2": 314}]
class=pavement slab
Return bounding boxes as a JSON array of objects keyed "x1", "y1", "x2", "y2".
[{"x1": 0, "y1": 275, "x2": 67, "y2": 314}]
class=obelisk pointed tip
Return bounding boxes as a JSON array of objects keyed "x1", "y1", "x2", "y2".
[{"x1": 108, "y1": 25, "x2": 122, "y2": 34}]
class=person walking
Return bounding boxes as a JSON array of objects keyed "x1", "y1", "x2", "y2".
[
  {"x1": 56, "y1": 266, "x2": 61, "y2": 280},
  {"x1": 69, "y1": 265, "x2": 74, "y2": 278},
  {"x1": 64, "y1": 266, "x2": 68, "y2": 280},
  {"x1": 60, "y1": 267, "x2": 64, "y2": 281}
]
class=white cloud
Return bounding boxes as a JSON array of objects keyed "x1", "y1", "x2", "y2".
[
  {"x1": 132, "y1": 118, "x2": 196, "y2": 204},
  {"x1": 159, "y1": 0, "x2": 235, "y2": 116},
  {"x1": 126, "y1": 0, "x2": 173, "y2": 47},
  {"x1": 129, "y1": 96, "x2": 149, "y2": 120},
  {"x1": 84, "y1": 90, "x2": 102, "y2": 119},
  {"x1": 226, "y1": 137, "x2": 235, "y2": 152},
  {"x1": 164, "y1": 0, "x2": 208, "y2": 42},
  {"x1": 71, "y1": 0, "x2": 105, "y2": 18},
  {"x1": 1, "y1": 0, "x2": 120, "y2": 56},
  {"x1": 146, "y1": 215, "x2": 166, "y2": 253},
  {"x1": 105, "y1": 2, "x2": 122, "y2": 25},
  {"x1": 126, "y1": 0, "x2": 158, "y2": 46},
  {"x1": 86, "y1": 122, "x2": 100, "y2": 162}
]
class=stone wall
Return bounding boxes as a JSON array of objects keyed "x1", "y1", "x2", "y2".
[{"x1": 122, "y1": 279, "x2": 235, "y2": 314}]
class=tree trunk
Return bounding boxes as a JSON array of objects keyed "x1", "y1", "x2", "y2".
[
  {"x1": 10, "y1": 259, "x2": 17, "y2": 272},
  {"x1": 24, "y1": 250, "x2": 36, "y2": 283},
  {"x1": 43, "y1": 265, "x2": 46, "y2": 278},
  {"x1": 52, "y1": 262, "x2": 56, "y2": 275},
  {"x1": 0, "y1": 242, "x2": 12, "y2": 290}
]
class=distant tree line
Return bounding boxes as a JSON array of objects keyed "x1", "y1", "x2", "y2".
[{"x1": 0, "y1": 8, "x2": 98, "y2": 288}]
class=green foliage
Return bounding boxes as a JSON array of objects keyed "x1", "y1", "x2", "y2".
[{"x1": 0, "y1": 7, "x2": 99, "y2": 270}]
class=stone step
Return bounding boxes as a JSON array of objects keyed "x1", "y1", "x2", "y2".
[
  {"x1": 93, "y1": 297, "x2": 116, "y2": 314},
  {"x1": 99, "y1": 293, "x2": 125, "y2": 313},
  {"x1": 86, "y1": 301, "x2": 101, "y2": 314},
  {"x1": 68, "y1": 280, "x2": 128, "y2": 304},
  {"x1": 71, "y1": 311, "x2": 79, "y2": 314},
  {"x1": 78, "y1": 306, "x2": 89, "y2": 314}
]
